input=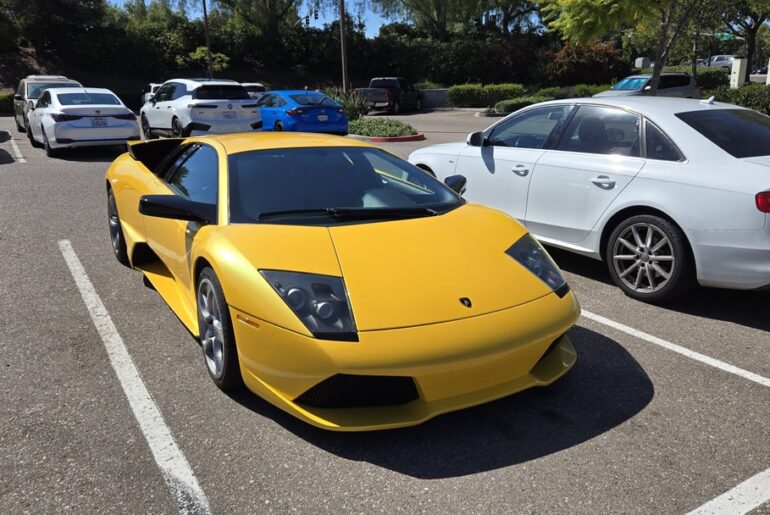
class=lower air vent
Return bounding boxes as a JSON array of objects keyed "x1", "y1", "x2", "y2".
[{"x1": 295, "y1": 374, "x2": 419, "y2": 409}]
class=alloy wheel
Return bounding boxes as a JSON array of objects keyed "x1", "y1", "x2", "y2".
[
  {"x1": 198, "y1": 278, "x2": 225, "y2": 379},
  {"x1": 611, "y1": 223, "x2": 675, "y2": 293}
]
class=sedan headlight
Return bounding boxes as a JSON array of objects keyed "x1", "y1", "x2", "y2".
[
  {"x1": 260, "y1": 270, "x2": 358, "y2": 341},
  {"x1": 506, "y1": 234, "x2": 570, "y2": 297}
]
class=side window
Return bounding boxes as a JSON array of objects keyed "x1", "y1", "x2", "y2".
[
  {"x1": 156, "y1": 84, "x2": 173, "y2": 102},
  {"x1": 257, "y1": 94, "x2": 273, "y2": 107},
  {"x1": 645, "y1": 121, "x2": 683, "y2": 161},
  {"x1": 487, "y1": 105, "x2": 572, "y2": 149},
  {"x1": 556, "y1": 105, "x2": 641, "y2": 157},
  {"x1": 37, "y1": 92, "x2": 50, "y2": 108},
  {"x1": 171, "y1": 83, "x2": 187, "y2": 100},
  {"x1": 274, "y1": 96, "x2": 287, "y2": 107},
  {"x1": 17, "y1": 81, "x2": 24, "y2": 96},
  {"x1": 167, "y1": 145, "x2": 219, "y2": 205}
]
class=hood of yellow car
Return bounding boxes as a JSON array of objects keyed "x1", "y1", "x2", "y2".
[{"x1": 328, "y1": 204, "x2": 554, "y2": 331}]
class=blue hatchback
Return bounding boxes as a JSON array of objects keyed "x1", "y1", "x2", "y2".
[{"x1": 256, "y1": 90, "x2": 348, "y2": 135}]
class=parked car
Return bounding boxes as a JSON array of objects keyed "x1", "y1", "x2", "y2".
[
  {"x1": 594, "y1": 73, "x2": 700, "y2": 98},
  {"x1": 355, "y1": 77, "x2": 421, "y2": 114},
  {"x1": 141, "y1": 83, "x2": 161, "y2": 105},
  {"x1": 409, "y1": 97, "x2": 770, "y2": 302},
  {"x1": 704, "y1": 55, "x2": 734, "y2": 71},
  {"x1": 139, "y1": 78, "x2": 262, "y2": 139},
  {"x1": 241, "y1": 82, "x2": 267, "y2": 100},
  {"x1": 13, "y1": 75, "x2": 82, "y2": 133},
  {"x1": 26, "y1": 87, "x2": 140, "y2": 157},
  {"x1": 106, "y1": 133, "x2": 579, "y2": 430},
  {"x1": 256, "y1": 90, "x2": 348, "y2": 135}
]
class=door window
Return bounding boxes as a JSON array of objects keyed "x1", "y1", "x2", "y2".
[
  {"x1": 487, "y1": 105, "x2": 572, "y2": 149},
  {"x1": 556, "y1": 105, "x2": 641, "y2": 157},
  {"x1": 36, "y1": 91, "x2": 51, "y2": 109},
  {"x1": 166, "y1": 145, "x2": 219, "y2": 206},
  {"x1": 170, "y1": 83, "x2": 188, "y2": 100},
  {"x1": 659, "y1": 75, "x2": 691, "y2": 89},
  {"x1": 155, "y1": 84, "x2": 174, "y2": 102},
  {"x1": 256, "y1": 93, "x2": 274, "y2": 107}
]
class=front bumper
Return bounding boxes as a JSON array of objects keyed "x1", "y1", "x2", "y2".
[{"x1": 231, "y1": 290, "x2": 580, "y2": 431}]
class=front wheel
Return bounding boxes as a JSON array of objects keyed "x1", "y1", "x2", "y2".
[
  {"x1": 172, "y1": 117, "x2": 185, "y2": 137},
  {"x1": 197, "y1": 268, "x2": 243, "y2": 391},
  {"x1": 391, "y1": 101, "x2": 400, "y2": 114},
  {"x1": 274, "y1": 121, "x2": 284, "y2": 132},
  {"x1": 141, "y1": 114, "x2": 155, "y2": 140},
  {"x1": 605, "y1": 214, "x2": 694, "y2": 303}
]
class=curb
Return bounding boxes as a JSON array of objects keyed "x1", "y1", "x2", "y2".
[
  {"x1": 475, "y1": 111, "x2": 505, "y2": 118},
  {"x1": 348, "y1": 133, "x2": 426, "y2": 143}
]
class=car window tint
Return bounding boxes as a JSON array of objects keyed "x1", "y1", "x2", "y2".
[
  {"x1": 58, "y1": 93, "x2": 121, "y2": 105},
  {"x1": 274, "y1": 96, "x2": 287, "y2": 107},
  {"x1": 167, "y1": 145, "x2": 218, "y2": 205},
  {"x1": 256, "y1": 94, "x2": 273, "y2": 107},
  {"x1": 171, "y1": 83, "x2": 188, "y2": 100},
  {"x1": 155, "y1": 84, "x2": 172, "y2": 102},
  {"x1": 194, "y1": 86, "x2": 249, "y2": 100},
  {"x1": 676, "y1": 109, "x2": 770, "y2": 158},
  {"x1": 556, "y1": 105, "x2": 641, "y2": 157},
  {"x1": 27, "y1": 83, "x2": 79, "y2": 99},
  {"x1": 611, "y1": 77, "x2": 648, "y2": 91},
  {"x1": 37, "y1": 92, "x2": 50, "y2": 108},
  {"x1": 645, "y1": 122, "x2": 683, "y2": 161},
  {"x1": 660, "y1": 76, "x2": 690, "y2": 89},
  {"x1": 289, "y1": 93, "x2": 327, "y2": 105},
  {"x1": 487, "y1": 106, "x2": 571, "y2": 149}
]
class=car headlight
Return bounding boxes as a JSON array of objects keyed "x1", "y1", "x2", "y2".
[
  {"x1": 506, "y1": 234, "x2": 570, "y2": 297},
  {"x1": 260, "y1": 270, "x2": 358, "y2": 341}
]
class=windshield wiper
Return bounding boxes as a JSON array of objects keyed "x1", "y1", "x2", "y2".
[{"x1": 256, "y1": 206, "x2": 438, "y2": 221}]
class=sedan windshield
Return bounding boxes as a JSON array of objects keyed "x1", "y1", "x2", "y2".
[
  {"x1": 676, "y1": 109, "x2": 770, "y2": 158},
  {"x1": 57, "y1": 93, "x2": 121, "y2": 105},
  {"x1": 228, "y1": 147, "x2": 462, "y2": 224},
  {"x1": 611, "y1": 77, "x2": 649, "y2": 91}
]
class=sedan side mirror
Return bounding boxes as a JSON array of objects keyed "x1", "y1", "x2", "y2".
[
  {"x1": 467, "y1": 131, "x2": 486, "y2": 147},
  {"x1": 139, "y1": 195, "x2": 216, "y2": 225},
  {"x1": 444, "y1": 175, "x2": 467, "y2": 196}
]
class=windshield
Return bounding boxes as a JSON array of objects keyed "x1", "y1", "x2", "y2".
[
  {"x1": 27, "y1": 82, "x2": 79, "y2": 99},
  {"x1": 57, "y1": 92, "x2": 121, "y2": 105},
  {"x1": 611, "y1": 77, "x2": 649, "y2": 91},
  {"x1": 228, "y1": 147, "x2": 462, "y2": 224},
  {"x1": 370, "y1": 79, "x2": 398, "y2": 89},
  {"x1": 194, "y1": 85, "x2": 250, "y2": 100},
  {"x1": 676, "y1": 109, "x2": 770, "y2": 158},
  {"x1": 289, "y1": 93, "x2": 338, "y2": 106}
]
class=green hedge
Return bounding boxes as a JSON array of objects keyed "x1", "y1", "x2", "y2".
[
  {"x1": 709, "y1": 84, "x2": 770, "y2": 115},
  {"x1": 348, "y1": 118, "x2": 417, "y2": 137},
  {"x1": 533, "y1": 84, "x2": 610, "y2": 99},
  {"x1": 0, "y1": 93, "x2": 12, "y2": 115},
  {"x1": 448, "y1": 83, "x2": 527, "y2": 107},
  {"x1": 495, "y1": 96, "x2": 555, "y2": 114},
  {"x1": 414, "y1": 80, "x2": 445, "y2": 90}
]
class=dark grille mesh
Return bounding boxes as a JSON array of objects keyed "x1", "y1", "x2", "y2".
[{"x1": 295, "y1": 374, "x2": 419, "y2": 409}]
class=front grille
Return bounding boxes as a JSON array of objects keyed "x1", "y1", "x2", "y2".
[{"x1": 295, "y1": 374, "x2": 419, "y2": 409}]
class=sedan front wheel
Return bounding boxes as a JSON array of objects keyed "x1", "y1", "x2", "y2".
[{"x1": 605, "y1": 215, "x2": 694, "y2": 303}]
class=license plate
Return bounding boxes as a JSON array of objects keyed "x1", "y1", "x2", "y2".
[
  {"x1": 92, "y1": 117, "x2": 107, "y2": 127},
  {"x1": 317, "y1": 115, "x2": 328, "y2": 121},
  {"x1": 223, "y1": 111, "x2": 236, "y2": 119}
]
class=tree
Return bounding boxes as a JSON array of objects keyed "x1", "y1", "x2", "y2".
[
  {"x1": 722, "y1": 0, "x2": 770, "y2": 83},
  {"x1": 370, "y1": 0, "x2": 475, "y2": 41}
]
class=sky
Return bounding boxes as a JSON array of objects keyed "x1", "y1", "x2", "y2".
[{"x1": 109, "y1": 1, "x2": 389, "y2": 38}]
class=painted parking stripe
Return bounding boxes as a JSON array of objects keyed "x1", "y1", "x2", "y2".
[
  {"x1": 9, "y1": 136, "x2": 26, "y2": 163},
  {"x1": 582, "y1": 310, "x2": 770, "y2": 388},
  {"x1": 58, "y1": 240, "x2": 211, "y2": 515},
  {"x1": 686, "y1": 467, "x2": 770, "y2": 515}
]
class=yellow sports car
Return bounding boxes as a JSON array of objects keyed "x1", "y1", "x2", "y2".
[{"x1": 106, "y1": 133, "x2": 580, "y2": 431}]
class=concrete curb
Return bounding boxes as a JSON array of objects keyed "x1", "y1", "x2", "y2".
[{"x1": 348, "y1": 133, "x2": 426, "y2": 143}]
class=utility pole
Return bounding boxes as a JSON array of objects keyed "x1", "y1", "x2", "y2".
[
  {"x1": 202, "y1": 0, "x2": 214, "y2": 79},
  {"x1": 339, "y1": 0, "x2": 349, "y2": 91}
]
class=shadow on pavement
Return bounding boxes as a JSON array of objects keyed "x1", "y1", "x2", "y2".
[
  {"x1": 0, "y1": 131, "x2": 10, "y2": 143},
  {"x1": 53, "y1": 146, "x2": 126, "y2": 163},
  {"x1": 0, "y1": 149, "x2": 14, "y2": 165},
  {"x1": 227, "y1": 326, "x2": 653, "y2": 478}
]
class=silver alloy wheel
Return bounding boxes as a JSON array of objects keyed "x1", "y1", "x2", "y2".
[
  {"x1": 612, "y1": 223, "x2": 675, "y2": 293},
  {"x1": 198, "y1": 278, "x2": 225, "y2": 379},
  {"x1": 108, "y1": 194, "x2": 120, "y2": 252}
]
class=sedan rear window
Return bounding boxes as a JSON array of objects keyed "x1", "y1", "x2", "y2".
[
  {"x1": 194, "y1": 86, "x2": 250, "y2": 100},
  {"x1": 676, "y1": 109, "x2": 770, "y2": 158},
  {"x1": 57, "y1": 93, "x2": 121, "y2": 105},
  {"x1": 289, "y1": 93, "x2": 338, "y2": 106}
]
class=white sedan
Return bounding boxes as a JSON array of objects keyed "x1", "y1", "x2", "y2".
[
  {"x1": 27, "y1": 87, "x2": 140, "y2": 157},
  {"x1": 409, "y1": 97, "x2": 770, "y2": 302}
]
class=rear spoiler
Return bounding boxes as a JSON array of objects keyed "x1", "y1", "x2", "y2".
[{"x1": 127, "y1": 138, "x2": 183, "y2": 174}]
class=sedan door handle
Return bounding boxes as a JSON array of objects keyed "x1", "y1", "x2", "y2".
[
  {"x1": 512, "y1": 164, "x2": 529, "y2": 176},
  {"x1": 591, "y1": 175, "x2": 616, "y2": 189}
]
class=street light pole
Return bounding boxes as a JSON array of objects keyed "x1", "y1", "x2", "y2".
[
  {"x1": 338, "y1": 0, "x2": 349, "y2": 91},
  {"x1": 202, "y1": 0, "x2": 214, "y2": 79}
]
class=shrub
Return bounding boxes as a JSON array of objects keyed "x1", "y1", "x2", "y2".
[
  {"x1": 495, "y1": 96, "x2": 554, "y2": 114},
  {"x1": 0, "y1": 93, "x2": 12, "y2": 114},
  {"x1": 534, "y1": 86, "x2": 568, "y2": 99},
  {"x1": 323, "y1": 87, "x2": 368, "y2": 121},
  {"x1": 414, "y1": 80, "x2": 445, "y2": 90},
  {"x1": 710, "y1": 84, "x2": 770, "y2": 114},
  {"x1": 572, "y1": 83, "x2": 611, "y2": 97},
  {"x1": 448, "y1": 83, "x2": 527, "y2": 107},
  {"x1": 547, "y1": 42, "x2": 630, "y2": 86},
  {"x1": 348, "y1": 118, "x2": 417, "y2": 137}
]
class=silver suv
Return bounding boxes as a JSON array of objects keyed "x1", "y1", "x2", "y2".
[
  {"x1": 594, "y1": 73, "x2": 700, "y2": 98},
  {"x1": 704, "y1": 55, "x2": 734, "y2": 71},
  {"x1": 13, "y1": 75, "x2": 82, "y2": 133}
]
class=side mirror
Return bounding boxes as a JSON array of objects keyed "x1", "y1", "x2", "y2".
[
  {"x1": 139, "y1": 195, "x2": 215, "y2": 224},
  {"x1": 444, "y1": 175, "x2": 467, "y2": 196},
  {"x1": 466, "y1": 131, "x2": 486, "y2": 147},
  {"x1": 643, "y1": 85, "x2": 652, "y2": 91},
  {"x1": 13, "y1": 93, "x2": 22, "y2": 101}
]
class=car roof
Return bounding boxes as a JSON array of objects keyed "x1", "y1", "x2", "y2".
[
  {"x1": 241, "y1": 82, "x2": 264, "y2": 86},
  {"x1": 270, "y1": 90, "x2": 325, "y2": 95},
  {"x1": 23, "y1": 75, "x2": 76, "y2": 82},
  {"x1": 623, "y1": 72, "x2": 691, "y2": 79},
  {"x1": 539, "y1": 96, "x2": 746, "y2": 119},
  {"x1": 187, "y1": 132, "x2": 373, "y2": 155},
  {"x1": 165, "y1": 78, "x2": 241, "y2": 88}
]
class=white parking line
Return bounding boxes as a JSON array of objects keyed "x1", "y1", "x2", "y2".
[
  {"x1": 1, "y1": 130, "x2": 27, "y2": 163},
  {"x1": 58, "y1": 240, "x2": 211, "y2": 515},
  {"x1": 582, "y1": 310, "x2": 770, "y2": 514},
  {"x1": 582, "y1": 310, "x2": 770, "y2": 388}
]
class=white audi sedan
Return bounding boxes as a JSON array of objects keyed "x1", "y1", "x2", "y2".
[
  {"x1": 409, "y1": 97, "x2": 770, "y2": 302},
  {"x1": 27, "y1": 87, "x2": 139, "y2": 157}
]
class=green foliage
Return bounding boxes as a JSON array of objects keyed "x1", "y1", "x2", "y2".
[
  {"x1": 710, "y1": 84, "x2": 770, "y2": 114},
  {"x1": 414, "y1": 80, "x2": 445, "y2": 89},
  {"x1": 348, "y1": 117, "x2": 417, "y2": 137},
  {"x1": 547, "y1": 42, "x2": 630, "y2": 86},
  {"x1": 0, "y1": 92, "x2": 12, "y2": 114},
  {"x1": 323, "y1": 87, "x2": 368, "y2": 121},
  {"x1": 534, "y1": 86, "x2": 569, "y2": 98},
  {"x1": 572, "y1": 83, "x2": 611, "y2": 96},
  {"x1": 177, "y1": 46, "x2": 230, "y2": 73},
  {"x1": 495, "y1": 96, "x2": 555, "y2": 113},
  {"x1": 448, "y1": 82, "x2": 527, "y2": 107}
]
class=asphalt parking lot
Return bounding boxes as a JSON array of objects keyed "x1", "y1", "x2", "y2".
[{"x1": 1, "y1": 110, "x2": 769, "y2": 514}]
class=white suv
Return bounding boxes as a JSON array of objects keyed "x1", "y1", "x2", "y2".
[{"x1": 139, "y1": 78, "x2": 262, "y2": 138}]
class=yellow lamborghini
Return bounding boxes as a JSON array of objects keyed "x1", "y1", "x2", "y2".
[{"x1": 105, "y1": 133, "x2": 580, "y2": 431}]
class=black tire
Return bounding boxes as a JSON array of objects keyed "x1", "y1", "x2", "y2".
[
  {"x1": 141, "y1": 114, "x2": 155, "y2": 140},
  {"x1": 15, "y1": 116, "x2": 25, "y2": 133},
  {"x1": 172, "y1": 117, "x2": 185, "y2": 138},
  {"x1": 107, "y1": 189, "x2": 130, "y2": 266},
  {"x1": 391, "y1": 101, "x2": 400, "y2": 114},
  {"x1": 197, "y1": 267, "x2": 243, "y2": 391},
  {"x1": 43, "y1": 127, "x2": 59, "y2": 157},
  {"x1": 415, "y1": 98, "x2": 422, "y2": 111},
  {"x1": 27, "y1": 121, "x2": 42, "y2": 148},
  {"x1": 605, "y1": 214, "x2": 694, "y2": 303},
  {"x1": 274, "y1": 121, "x2": 284, "y2": 132}
]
